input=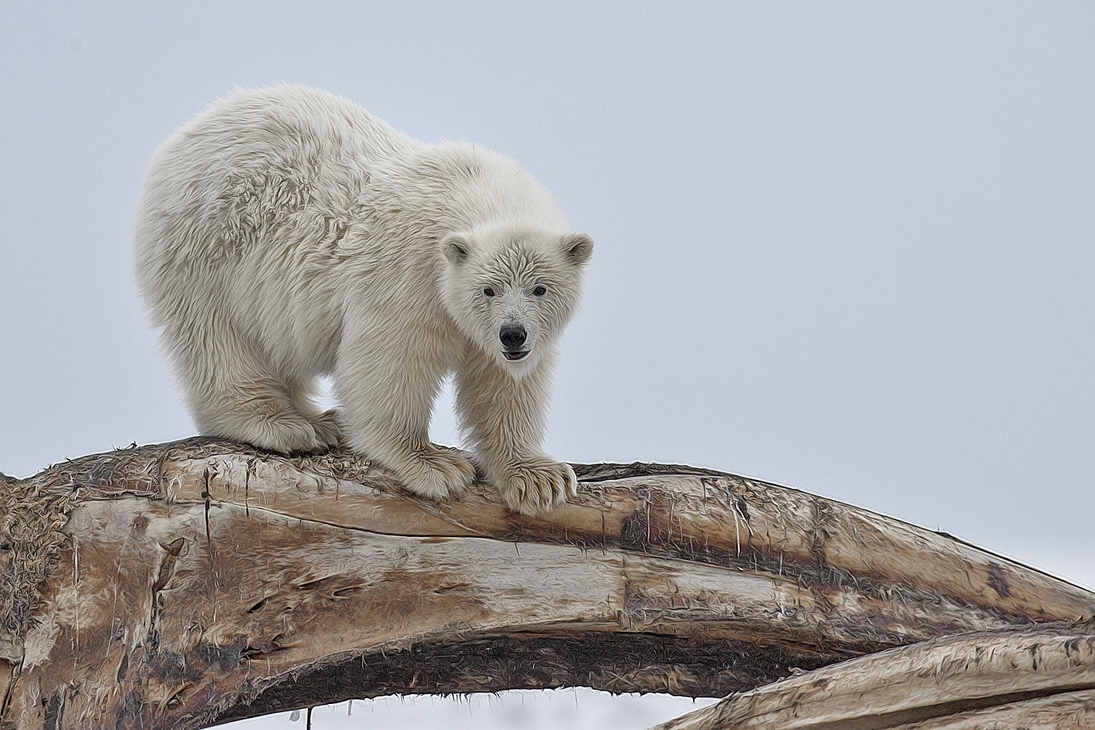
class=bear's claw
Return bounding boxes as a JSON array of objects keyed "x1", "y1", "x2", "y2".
[{"x1": 495, "y1": 458, "x2": 577, "y2": 516}]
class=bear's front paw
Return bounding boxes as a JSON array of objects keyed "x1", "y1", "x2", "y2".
[
  {"x1": 494, "y1": 458, "x2": 577, "y2": 516},
  {"x1": 396, "y1": 445, "x2": 476, "y2": 501}
]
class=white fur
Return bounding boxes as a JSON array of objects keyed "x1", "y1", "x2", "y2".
[{"x1": 134, "y1": 85, "x2": 592, "y2": 515}]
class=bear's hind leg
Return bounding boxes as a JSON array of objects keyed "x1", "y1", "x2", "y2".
[
  {"x1": 167, "y1": 322, "x2": 331, "y2": 454},
  {"x1": 286, "y1": 378, "x2": 342, "y2": 448}
]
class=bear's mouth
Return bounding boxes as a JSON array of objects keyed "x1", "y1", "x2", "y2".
[{"x1": 502, "y1": 350, "x2": 530, "y2": 361}]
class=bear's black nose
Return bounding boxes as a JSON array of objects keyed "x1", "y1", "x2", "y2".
[{"x1": 499, "y1": 324, "x2": 527, "y2": 349}]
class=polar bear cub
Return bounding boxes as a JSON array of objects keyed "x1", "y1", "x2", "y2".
[{"x1": 134, "y1": 86, "x2": 592, "y2": 515}]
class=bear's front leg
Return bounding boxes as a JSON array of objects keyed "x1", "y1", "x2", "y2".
[
  {"x1": 335, "y1": 331, "x2": 474, "y2": 500},
  {"x1": 455, "y1": 350, "x2": 577, "y2": 515}
]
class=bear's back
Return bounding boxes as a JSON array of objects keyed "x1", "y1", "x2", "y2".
[
  {"x1": 133, "y1": 86, "x2": 425, "y2": 369},
  {"x1": 135, "y1": 85, "x2": 414, "y2": 272},
  {"x1": 367, "y1": 140, "x2": 570, "y2": 243}
]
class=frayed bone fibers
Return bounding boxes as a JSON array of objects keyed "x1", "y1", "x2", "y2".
[{"x1": 134, "y1": 85, "x2": 592, "y2": 515}]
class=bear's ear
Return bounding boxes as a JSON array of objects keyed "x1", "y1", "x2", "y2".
[
  {"x1": 562, "y1": 232, "x2": 594, "y2": 266},
  {"x1": 441, "y1": 233, "x2": 470, "y2": 266}
]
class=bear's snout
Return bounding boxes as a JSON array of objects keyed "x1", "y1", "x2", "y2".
[{"x1": 500, "y1": 324, "x2": 528, "y2": 360}]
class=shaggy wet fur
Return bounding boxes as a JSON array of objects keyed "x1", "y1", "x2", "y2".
[{"x1": 134, "y1": 85, "x2": 592, "y2": 515}]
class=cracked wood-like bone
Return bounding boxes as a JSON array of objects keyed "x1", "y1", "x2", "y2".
[
  {"x1": 653, "y1": 621, "x2": 1095, "y2": 729},
  {"x1": 0, "y1": 438, "x2": 1092, "y2": 729}
]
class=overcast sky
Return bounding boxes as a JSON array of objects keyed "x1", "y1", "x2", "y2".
[{"x1": 2, "y1": 3, "x2": 1093, "y2": 728}]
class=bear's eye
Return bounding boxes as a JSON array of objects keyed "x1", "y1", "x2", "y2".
[
  {"x1": 483, "y1": 287, "x2": 495, "y2": 297},
  {"x1": 532, "y1": 286, "x2": 547, "y2": 297}
]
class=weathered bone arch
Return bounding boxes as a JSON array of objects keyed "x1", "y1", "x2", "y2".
[{"x1": 1, "y1": 438, "x2": 1092, "y2": 729}]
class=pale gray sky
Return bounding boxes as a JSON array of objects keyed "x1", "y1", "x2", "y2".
[{"x1": 2, "y1": 3, "x2": 1093, "y2": 728}]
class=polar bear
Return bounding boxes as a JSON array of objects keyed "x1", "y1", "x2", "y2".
[{"x1": 134, "y1": 85, "x2": 592, "y2": 515}]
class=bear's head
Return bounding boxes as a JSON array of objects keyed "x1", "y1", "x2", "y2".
[{"x1": 440, "y1": 222, "x2": 593, "y2": 377}]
